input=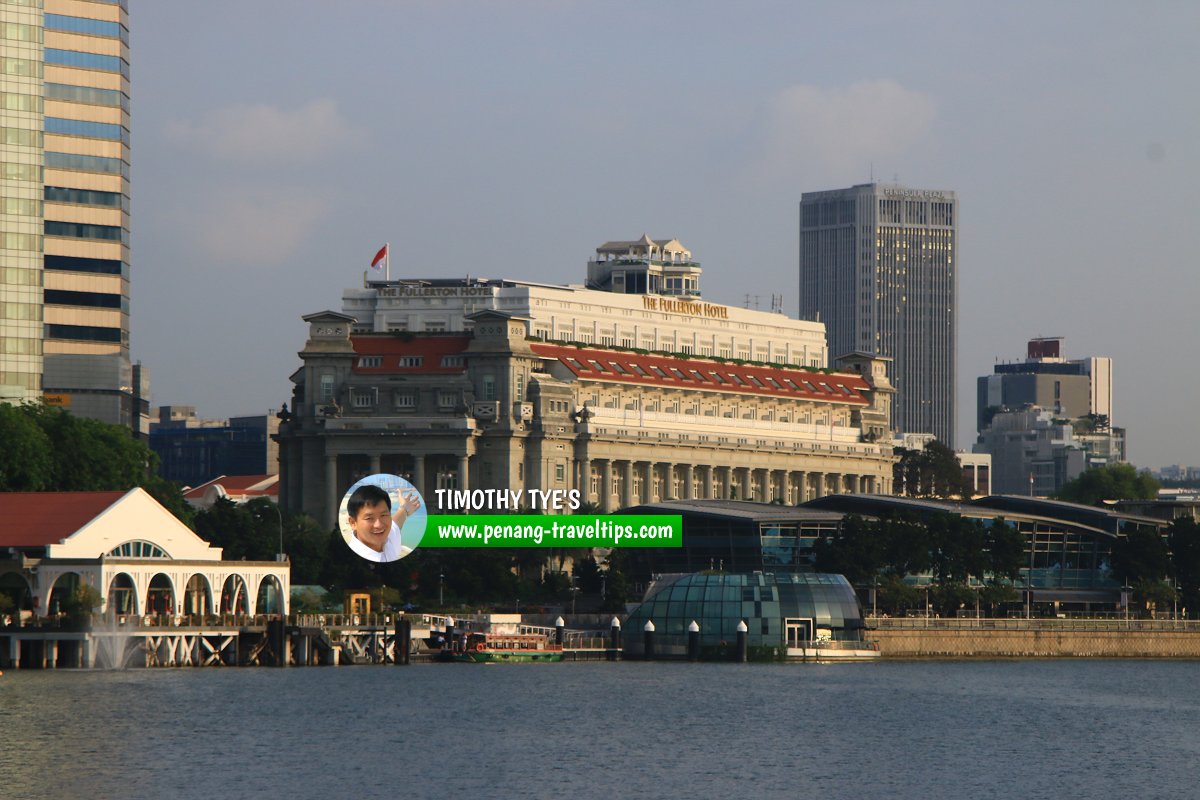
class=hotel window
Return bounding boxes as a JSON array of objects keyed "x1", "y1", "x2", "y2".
[
  {"x1": 394, "y1": 391, "x2": 416, "y2": 411},
  {"x1": 425, "y1": 321, "x2": 446, "y2": 332},
  {"x1": 357, "y1": 356, "x2": 382, "y2": 368},
  {"x1": 320, "y1": 374, "x2": 335, "y2": 402},
  {"x1": 437, "y1": 390, "x2": 458, "y2": 410},
  {"x1": 399, "y1": 356, "x2": 424, "y2": 367},
  {"x1": 515, "y1": 371, "x2": 526, "y2": 402},
  {"x1": 630, "y1": 364, "x2": 648, "y2": 377},
  {"x1": 441, "y1": 355, "x2": 465, "y2": 368},
  {"x1": 481, "y1": 375, "x2": 496, "y2": 401},
  {"x1": 351, "y1": 388, "x2": 377, "y2": 409},
  {"x1": 555, "y1": 464, "x2": 565, "y2": 483}
]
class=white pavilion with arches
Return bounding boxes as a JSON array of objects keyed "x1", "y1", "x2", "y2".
[{"x1": 0, "y1": 488, "x2": 289, "y2": 622}]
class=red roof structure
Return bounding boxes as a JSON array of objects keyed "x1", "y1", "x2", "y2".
[
  {"x1": 530, "y1": 344, "x2": 870, "y2": 404},
  {"x1": 350, "y1": 335, "x2": 471, "y2": 374},
  {"x1": 0, "y1": 491, "x2": 126, "y2": 548}
]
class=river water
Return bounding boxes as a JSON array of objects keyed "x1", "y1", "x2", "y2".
[{"x1": 2, "y1": 660, "x2": 1198, "y2": 799}]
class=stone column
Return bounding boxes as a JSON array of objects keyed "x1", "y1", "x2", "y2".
[
  {"x1": 794, "y1": 470, "x2": 807, "y2": 504},
  {"x1": 600, "y1": 460, "x2": 613, "y2": 512},
  {"x1": 622, "y1": 461, "x2": 634, "y2": 508},
  {"x1": 412, "y1": 455, "x2": 426, "y2": 497},
  {"x1": 700, "y1": 465, "x2": 713, "y2": 499},
  {"x1": 324, "y1": 453, "x2": 338, "y2": 529},
  {"x1": 738, "y1": 467, "x2": 752, "y2": 501},
  {"x1": 458, "y1": 455, "x2": 470, "y2": 493},
  {"x1": 720, "y1": 466, "x2": 732, "y2": 499},
  {"x1": 578, "y1": 456, "x2": 591, "y2": 497},
  {"x1": 369, "y1": 453, "x2": 381, "y2": 475},
  {"x1": 813, "y1": 471, "x2": 825, "y2": 498},
  {"x1": 662, "y1": 463, "x2": 676, "y2": 500},
  {"x1": 848, "y1": 474, "x2": 860, "y2": 493},
  {"x1": 683, "y1": 464, "x2": 695, "y2": 500}
]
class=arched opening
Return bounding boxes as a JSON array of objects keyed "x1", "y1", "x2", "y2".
[
  {"x1": 256, "y1": 575, "x2": 283, "y2": 616},
  {"x1": 182, "y1": 574, "x2": 212, "y2": 617},
  {"x1": 0, "y1": 572, "x2": 34, "y2": 624},
  {"x1": 47, "y1": 572, "x2": 82, "y2": 617},
  {"x1": 146, "y1": 573, "x2": 175, "y2": 617},
  {"x1": 107, "y1": 573, "x2": 137, "y2": 616},
  {"x1": 220, "y1": 575, "x2": 248, "y2": 616}
]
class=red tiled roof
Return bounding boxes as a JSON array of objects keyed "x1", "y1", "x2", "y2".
[
  {"x1": 0, "y1": 491, "x2": 127, "y2": 548},
  {"x1": 350, "y1": 335, "x2": 471, "y2": 374},
  {"x1": 530, "y1": 344, "x2": 870, "y2": 404}
]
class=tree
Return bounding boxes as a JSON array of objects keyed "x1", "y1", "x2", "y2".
[
  {"x1": 894, "y1": 441, "x2": 972, "y2": 499},
  {"x1": 984, "y1": 517, "x2": 1026, "y2": 583},
  {"x1": 1055, "y1": 463, "x2": 1159, "y2": 507},
  {"x1": 61, "y1": 582, "x2": 104, "y2": 623},
  {"x1": 0, "y1": 402, "x2": 194, "y2": 525},
  {"x1": 0, "y1": 403, "x2": 53, "y2": 490},
  {"x1": 1169, "y1": 517, "x2": 1200, "y2": 618},
  {"x1": 813, "y1": 515, "x2": 882, "y2": 584},
  {"x1": 1109, "y1": 527, "x2": 1171, "y2": 592}
]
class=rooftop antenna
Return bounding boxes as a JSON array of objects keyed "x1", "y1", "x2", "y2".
[
  {"x1": 869, "y1": 161, "x2": 874, "y2": 182},
  {"x1": 771, "y1": 294, "x2": 784, "y2": 314}
]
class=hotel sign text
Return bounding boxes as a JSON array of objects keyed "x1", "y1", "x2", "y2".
[
  {"x1": 642, "y1": 296, "x2": 729, "y2": 319},
  {"x1": 381, "y1": 286, "x2": 495, "y2": 298}
]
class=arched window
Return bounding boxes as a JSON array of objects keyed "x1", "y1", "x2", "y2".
[{"x1": 107, "y1": 540, "x2": 169, "y2": 558}]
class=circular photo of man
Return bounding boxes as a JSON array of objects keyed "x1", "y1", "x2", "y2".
[{"x1": 338, "y1": 474, "x2": 427, "y2": 562}]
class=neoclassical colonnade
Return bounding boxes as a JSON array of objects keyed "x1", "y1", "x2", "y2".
[{"x1": 574, "y1": 456, "x2": 893, "y2": 512}]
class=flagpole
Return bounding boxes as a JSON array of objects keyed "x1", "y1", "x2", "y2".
[{"x1": 386, "y1": 241, "x2": 391, "y2": 282}]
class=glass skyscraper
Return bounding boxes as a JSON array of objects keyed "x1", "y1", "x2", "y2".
[
  {"x1": 800, "y1": 183, "x2": 957, "y2": 445},
  {"x1": 0, "y1": 0, "x2": 141, "y2": 431}
]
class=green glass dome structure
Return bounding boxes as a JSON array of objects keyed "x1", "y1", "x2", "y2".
[{"x1": 623, "y1": 572, "x2": 869, "y2": 660}]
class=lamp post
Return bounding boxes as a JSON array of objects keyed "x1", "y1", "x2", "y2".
[
  {"x1": 1123, "y1": 581, "x2": 1131, "y2": 627},
  {"x1": 438, "y1": 572, "x2": 444, "y2": 608},
  {"x1": 265, "y1": 501, "x2": 284, "y2": 562}
]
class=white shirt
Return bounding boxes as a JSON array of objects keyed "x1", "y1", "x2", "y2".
[{"x1": 346, "y1": 521, "x2": 413, "y2": 562}]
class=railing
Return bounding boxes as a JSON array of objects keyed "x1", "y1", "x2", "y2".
[
  {"x1": 795, "y1": 639, "x2": 880, "y2": 651},
  {"x1": 866, "y1": 616, "x2": 1200, "y2": 632}
]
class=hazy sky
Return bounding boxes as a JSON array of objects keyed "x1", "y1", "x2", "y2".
[{"x1": 131, "y1": 1, "x2": 1200, "y2": 467}]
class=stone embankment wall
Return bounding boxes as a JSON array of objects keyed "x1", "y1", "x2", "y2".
[{"x1": 871, "y1": 623, "x2": 1200, "y2": 658}]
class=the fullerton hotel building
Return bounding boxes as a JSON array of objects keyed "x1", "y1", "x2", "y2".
[{"x1": 277, "y1": 237, "x2": 897, "y2": 528}]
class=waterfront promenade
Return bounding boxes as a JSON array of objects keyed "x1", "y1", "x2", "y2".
[{"x1": 867, "y1": 616, "x2": 1200, "y2": 658}]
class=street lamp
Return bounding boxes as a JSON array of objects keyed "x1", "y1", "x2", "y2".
[{"x1": 264, "y1": 501, "x2": 284, "y2": 562}]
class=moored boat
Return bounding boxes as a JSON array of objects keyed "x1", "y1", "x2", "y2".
[{"x1": 448, "y1": 632, "x2": 564, "y2": 663}]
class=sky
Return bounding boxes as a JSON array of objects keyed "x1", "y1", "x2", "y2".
[{"x1": 131, "y1": 1, "x2": 1200, "y2": 468}]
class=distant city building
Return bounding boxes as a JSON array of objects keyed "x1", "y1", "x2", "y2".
[
  {"x1": 975, "y1": 408, "x2": 1081, "y2": 496},
  {"x1": 974, "y1": 338, "x2": 1124, "y2": 496},
  {"x1": 958, "y1": 451, "x2": 992, "y2": 497},
  {"x1": 1153, "y1": 465, "x2": 1200, "y2": 484},
  {"x1": 978, "y1": 337, "x2": 1112, "y2": 432},
  {"x1": 150, "y1": 406, "x2": 279, "y2": 487},
  {"x1": 0, "y1": 2, "x2": 139, "y2": 432},
  {"x1": 278, "y1": 238, "x2": 899, "y2": 528},
  {"x1": 800, "y1": 183, "x2": 957, "y2": 445}
]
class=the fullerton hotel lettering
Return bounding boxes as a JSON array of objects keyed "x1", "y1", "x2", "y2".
[
  {"x1": 381, "y1": 286, "x2": 495, "y2": 297},
  {"x1": 642, "y1": 295, "x2": 729, "y2": 318}
]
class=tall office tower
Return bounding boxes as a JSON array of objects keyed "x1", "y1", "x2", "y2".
[
  {"x1": 0, "y1": 1, "x2": 141, "y2": 431},
  {"x1": 800, "y1": 183, "x2": 957, "y2": 445}
]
